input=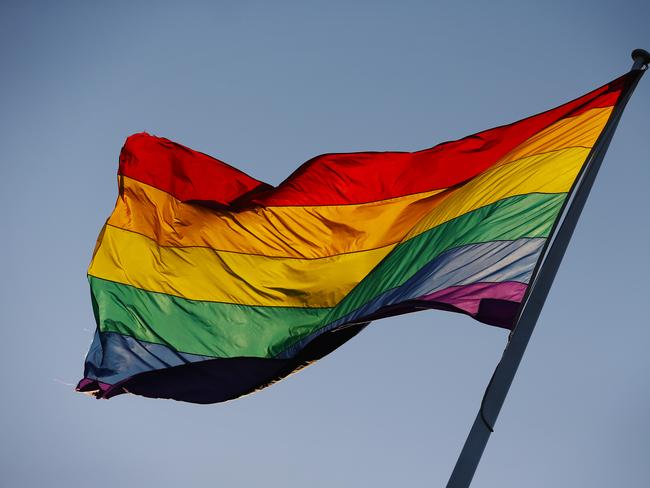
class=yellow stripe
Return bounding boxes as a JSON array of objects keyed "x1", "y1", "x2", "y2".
[
  {"x1": 406, "y1": 146, "x2": 589, "y2": 239},
  {"x1": 107, "y1": 107, "x2": 611, "y2": 259},
  {"x1": 90, "y1": 146, "x2": 590, "y2": 307},
  {"x1": 90, "y1": 226, "x2": 395, "y2": 308}
]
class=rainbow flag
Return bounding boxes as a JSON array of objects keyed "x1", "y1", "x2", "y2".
[{"x1": 77, "y1": 73, "x2": 634, "y2": 403}]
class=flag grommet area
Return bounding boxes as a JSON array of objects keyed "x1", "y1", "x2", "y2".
[{"x1": 77, "y1": 72, "x2": 637, "y2": 404}]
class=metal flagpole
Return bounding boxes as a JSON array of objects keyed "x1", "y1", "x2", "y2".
[{"x1": 446, "y1": 48, "x2": 650, "y2": 488}]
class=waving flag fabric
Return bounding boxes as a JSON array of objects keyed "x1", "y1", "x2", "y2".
[{"x1": 77, "y1": 73, "x2": 634, "y2": 403}]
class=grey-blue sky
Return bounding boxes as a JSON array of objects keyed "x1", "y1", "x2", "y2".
[{"x1": 1, "y1": 1, "x2": 648, "y2": 486}]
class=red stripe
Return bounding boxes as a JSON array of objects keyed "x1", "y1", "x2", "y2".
[
  {"x1": 118, "y1": 134, "x2": 272, "y2": 207},
  {"x1": 117, "y1": 74, "x2": 631, "y2": 208}
]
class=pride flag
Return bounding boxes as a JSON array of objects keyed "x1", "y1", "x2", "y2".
[{"x1": 77, "y1": 73, "x2": 634, "y2": 403}]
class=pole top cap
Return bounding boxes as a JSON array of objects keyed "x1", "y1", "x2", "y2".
[{"x1": 631, "y1": 49, "x2": 650, "y2": 69}]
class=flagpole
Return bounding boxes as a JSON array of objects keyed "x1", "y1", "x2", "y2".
[{"x1": 446, "y1": 49, "x2": 649, "y2": 488}]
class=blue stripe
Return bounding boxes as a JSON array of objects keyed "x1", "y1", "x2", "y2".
[
  {"x1": 85, "y1": 237, "x2": 545, "y2": 383},
  {"x1": 277, "y1": 237, "x2": 544, "y2": 358},
  {"x1": 83, "y1": 331, "x2": 213, "y2": 385}
]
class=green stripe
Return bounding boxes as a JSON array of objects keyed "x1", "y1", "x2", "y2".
[
  {"x1": 91, "y1": 192, "x2": 566, "y2": 358},
  {"x1": 328, "y1": 192, "x2": 565, "y2": 321},
  {"x1": 90, "y1": 277, "x2": 330, "y2": 358}
]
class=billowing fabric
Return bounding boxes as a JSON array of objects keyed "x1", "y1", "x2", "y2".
[{"x1": 78, "y1": 73, "x2": 633, "y2": 403}]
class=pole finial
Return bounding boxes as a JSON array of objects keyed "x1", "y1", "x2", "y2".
[{"x1": 631, "y1": 49, "x2": 650, "y2": 70}]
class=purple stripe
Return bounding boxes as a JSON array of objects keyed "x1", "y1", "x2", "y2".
[
  {"x1": 414, "y1": 281, "x2": 528, "y2": 327},
  {"x1": 419, "y1": 281, "x2": 528, "y2": 315},
  {"x1": 76, "y1": 377, "x2": 112, "y2": 397}
]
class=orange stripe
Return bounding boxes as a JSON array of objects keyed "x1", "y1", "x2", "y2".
[{"x1": 106, "y1": 107, "x2": 611, "y2": 259}]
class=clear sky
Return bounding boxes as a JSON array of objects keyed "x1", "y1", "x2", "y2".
[{"x1": 1, "y1": 1, "x2": 648, "y2": 486}]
